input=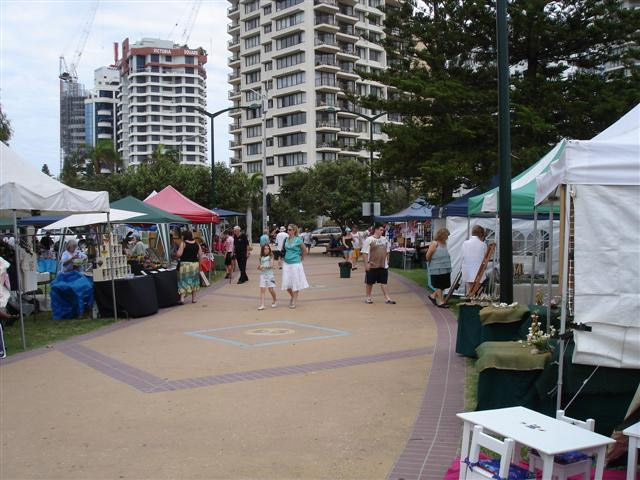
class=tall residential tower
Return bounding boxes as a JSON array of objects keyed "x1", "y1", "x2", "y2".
[
  {"x1": 227, "y1": 0, "x2": 401, "y2": 193},
  {"x1": 116, "y1": 38, "x2": 208, "y2": 167},
  {"x1": 84, "y1": 66, "x2": 120, "y2": 148}
]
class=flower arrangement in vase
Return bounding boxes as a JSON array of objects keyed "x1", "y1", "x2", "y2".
[{"x1": 520, "y1": 313, "x2": 556, "y2": 354}]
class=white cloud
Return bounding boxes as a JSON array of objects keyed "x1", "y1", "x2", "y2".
[{"x1": 0, "y1": 0, "x2": 233, "y2": 176}]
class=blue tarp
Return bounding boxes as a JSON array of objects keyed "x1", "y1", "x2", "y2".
[
  {"x1": 374, "y1": 198, "x2": 434, "y2": 222},
  {"x1": 50, "y1": 271, "x2": 93, "y2": 320}
]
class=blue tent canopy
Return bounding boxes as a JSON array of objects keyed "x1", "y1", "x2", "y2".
[
  {"x1": 374, "y1": 198, "x2": 434, "y2": 222},
  {"x1": 0, "y1": 215, "x2": 66, "y2": 228},
  {"x1": 211, "y1": 208, "x2": 245, "y2": 217}
]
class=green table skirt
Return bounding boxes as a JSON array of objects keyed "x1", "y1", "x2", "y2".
[
  {"x1": 479, "y1": 304, "x2": 530, "y2": 325},
  {"x1": 456, "y1": 305, "x2": 529, "y2": 358},
  {"x1": 476, "y1": 341, "x2": 551, "y2": 372},
  {"x1": 212, "y1": 254, "x2": 226, "y2": 271}
]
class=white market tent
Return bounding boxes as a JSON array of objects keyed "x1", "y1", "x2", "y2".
[
  {"x1": 42, "y1": 209, "x2": 145, "y2": 230},
  {"x1": 0, "y1": 141, "x2": 116, "y2": 349},
  {"x1": 535, "y1": 104, "x2": 640, "y2": 370}
]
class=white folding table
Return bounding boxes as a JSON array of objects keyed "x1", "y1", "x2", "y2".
[
  {"x1": 457, "y1": 406, "x2": 614, "y2": 480},
  {"x1": 623, "y1": 421, "x2": 640, "y2": 480}
]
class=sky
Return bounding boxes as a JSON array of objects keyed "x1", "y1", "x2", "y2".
[{"x1": 0, "y1": 0, "x2": 232, "y2": 176}]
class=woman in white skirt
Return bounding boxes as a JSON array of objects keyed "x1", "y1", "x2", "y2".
[{"x1": 281, "y1": 224, "x2": 309, "y2": 309}]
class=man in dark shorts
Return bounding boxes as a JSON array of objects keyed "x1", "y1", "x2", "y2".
[
  {"x1": 361, "y1": 223, "x2": 396, "y2": 305},
  {"x1": 233, "y1": 225, "x2": 250, "y2": 284}
]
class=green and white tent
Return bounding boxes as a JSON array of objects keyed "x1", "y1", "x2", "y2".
[{"x1": 467, "y1": 139, "x2": 566, "y2": 215}]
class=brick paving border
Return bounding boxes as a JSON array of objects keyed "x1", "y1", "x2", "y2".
[{"x1": 387, "y1": 273, "x2": 466, "y2": 480}]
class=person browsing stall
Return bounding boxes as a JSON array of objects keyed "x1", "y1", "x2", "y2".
[
  {"x1": 426, "y1": 228, "x2": 452, "y2": 308},
  {"x1": 176, "y1": 230, "x2": 202, "y2": 304},
  {"x1": 462, "y1": 225, "x2": 487, "y2": 295},
  {"x1": 59, "y1": 239, "x2": 87, "y2": 273}
]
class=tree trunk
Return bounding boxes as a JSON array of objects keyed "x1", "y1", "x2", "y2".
[{"x1": 246, "y1": 206, "x2": 253, "y2": 245}]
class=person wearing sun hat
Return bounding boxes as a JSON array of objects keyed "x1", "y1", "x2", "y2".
[{"x1": 341, "y1": 227, "x2": 354, "y2": 265}]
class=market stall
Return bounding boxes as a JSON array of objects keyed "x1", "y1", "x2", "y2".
[
  {"x1": 0, "y1": 142, "x2": 111, "y2": 348},
  {"x1": 374, "y1": 198, "x2": 434, "y2": 269},
  {"x1": 534, "y1": 104, "x2": 640, "y2": 421}
]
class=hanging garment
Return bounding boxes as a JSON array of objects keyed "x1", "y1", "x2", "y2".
[
  {"x1": 19, "y1": 247, "x2": 38, "y2": 293},
  {"x1": 0, "y1": 257, "x2": 11, "y2": 308}
]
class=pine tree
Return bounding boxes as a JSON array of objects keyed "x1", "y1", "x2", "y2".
[
  {"x1": 358, "y1": 0, "x2": 640, "y2": 204},
  {"x1": 41, "y1": 164, "x2": 51, "y2": 176}
]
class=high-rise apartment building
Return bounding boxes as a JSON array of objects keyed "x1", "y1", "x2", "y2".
[
  {"x1": 60, "y1": 79, "x2": 87, "y2": 171},
  {"x1": 85, "y1": 66, "x2": 120, "y2": 148},
  {"x1": 116, "y1": 38, "x2": 208, "y2": 167},
  {"x1": 227, "y1": 0, "x2": 402, "y2": 193}
]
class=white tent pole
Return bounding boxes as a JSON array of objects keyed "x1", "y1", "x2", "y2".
[
  {"x1": 106, "y1": 213, "x2": 118, "y2": 322},
  {"x1": 557, "y1": 186, "x2": 571, "y2": 412},
  {"x1": 12, "y1": 211, "x2": 26, "y2": 350},
  {"x1": 547, "y1": 203, "x2": 554, "y2": 333},
  {"x1": 530, "y1": 208, "x2": 538, "y2": 304},
  {"x1": 403, "y1": 221, "x2": 407, "y2": 270}
]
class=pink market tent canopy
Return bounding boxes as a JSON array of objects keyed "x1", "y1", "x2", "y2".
[{"x1": 144, "y1": 185, "x2": 219, "y2": 224}]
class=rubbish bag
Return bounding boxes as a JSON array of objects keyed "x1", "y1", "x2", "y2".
[{"x1": 51, "y1": 271, "x2": 94, "y2": 320}]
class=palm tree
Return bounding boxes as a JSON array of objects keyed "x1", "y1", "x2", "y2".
[
  {"x1": 92, "y1": 139, "x2": 122, "y2": 173},
  {"x1": 244, "y1": 172, "x2": 263, "y2": 244}
]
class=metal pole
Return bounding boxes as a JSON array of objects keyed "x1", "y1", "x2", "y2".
[
  {"x1": 497, "y1": 0, "x2": 513, "y2": 303},
  {"x1": 210, "y1": 116, "x2": 215, "y2": 208},
  {"x1": 261, "y1": 94, "x2": 267, "y2": 231},
  {"x1": 557, "y1": 187, "x2": 571, "y2": 411},
  {"x1": 547, "y1": 202, "x2": 554, "y2": 333},
  {"x1": 530, "y1": 208, "x2": 538, "y2": 304},
  {"x1": 106, "y1": 213, "x2": 118, "y2": 322},
  {"x1": 369, "y1": 120, "x2": 374, "y2": 217},
  {"x1": 12, "y1": 211, "x2": 26, "y2": 350}
]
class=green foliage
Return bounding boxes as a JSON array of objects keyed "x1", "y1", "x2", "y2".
[
  {"x1": 0, "y1": 104, "x2": 12, "y2": 144},
  {"x1": 279, "y1": 159, "x2": 369, "y2": 226},
  {"x1": 41, "y1": 164, "x2": 52, "y2": 176},
  {"x1": 359, "y1": 0, "x2": 640, "y2": 205}
]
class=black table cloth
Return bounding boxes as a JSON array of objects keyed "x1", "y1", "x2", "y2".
[
  {"x1": 94, "y1": 275, "x2": 158, "y2": 318},
  {"x1": 145, "y1": 269, "x2": 179, "y2": 308}
]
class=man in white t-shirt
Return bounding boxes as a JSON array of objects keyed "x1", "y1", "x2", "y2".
[
  {"x1": 462, "y1": 224, "x2": 488, "y2": 295},
  {"x1": 361, "y1": 223, "x2": 396, "y2": 305},
  {"x1": 275, "y1": 226, "x2": 288, "y2": 269}
]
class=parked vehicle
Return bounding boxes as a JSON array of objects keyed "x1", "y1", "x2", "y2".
[{"x1": 310, "y1": 226, "x2": 342, "y2": 247}]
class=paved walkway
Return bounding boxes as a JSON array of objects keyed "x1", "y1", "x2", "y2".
[{"x1": 0, "y1": 251, "x2": 464, "y2": 479}]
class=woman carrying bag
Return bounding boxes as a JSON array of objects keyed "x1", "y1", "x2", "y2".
[
  {"x1": 426, "y1": 228, "x2": 452, "y2": 308},
  {"x1": 176, "y1": 230, "x2": 202, "y2": 304}
]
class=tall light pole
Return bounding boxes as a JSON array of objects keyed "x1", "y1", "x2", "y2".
[
  {"x1": 329, "y1": 108, "x2": 387, "y2": 217},
  {"x1": 247, "y1": 87, "x2": 268, "y2": 231},
  {"x1": 496, "y1": 0, "x2": 513, "y2": 303},
  {"x1": 195, "y1": 105, "x2": 257, "y2": 209}
]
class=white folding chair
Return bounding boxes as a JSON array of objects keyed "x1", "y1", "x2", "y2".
[
  {"x1": 528, "y1": 410, "x2": 595, "y2": 480},
  {"x1": 465, "y1": 425, "x2": 534, "y2": 480}
]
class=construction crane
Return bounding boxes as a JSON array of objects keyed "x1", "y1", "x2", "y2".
[
  {"x1": 168, "y1": 0, "x2": 202, "y2": 46},
  {"x1": 59, "y1": 0, "x2": 99, "y2": 82}
]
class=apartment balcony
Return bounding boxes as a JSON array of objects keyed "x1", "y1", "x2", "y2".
[
  {"x1": 336, "y1": 45, "x2": 359, "y2": 59},
  {"x1": 228, "y1": 38, "x2": 240, "y2": 50},
  {"x1": 336, "y1": 25, "x2": 358, "y2": 41},
  {"x1": 314, "y1": 37, "x2": 339, "y2": 51},
  {"x1": 230, "y1": 140, "x2": 242, "y2": 149},
  {"x1": 228, "y1": 22, "x2": 240, "y2": 33},
  {"x1": 315, "y1": 120, "x2": 340, "y2": 130},
  {"x1": 227, "y1": 5, "x2": 239, "y2": 17},
  {"x1": 336, "y1": 5, "x2": 357, "y2": 22},
  {"x1": 316, "y1": 98, "x2": 338, "y2": 108},
  {"x1": 315, "y1": 78, "x2": 339, "y2": 91},
  {"x1": 229, "y1": 121, "x2": 242, "y2": 132},
  {"x1": 313, "y1": 0, "x2": 338, "y2": 11},
  {"x1": 338, "y1": 124, "x2": 360, "y2": 136},
  {"x1": 228, "y1": 72, "x2": 241, "y2": 83},
  {"x1": 228, "y1": 89, "x2": 241, "y2": 99},
  {"x1": 230, "y1": 155, "x2": 242, "y2": 164},
  {"x1": 316, "y1": 140, "x2": 341, "y2": 150},
  {"x1": 314, "y1": 57, "x2": 339, "y2": 71},
  {"x1": 228, "y1": 54, "x2": 240, "y2": 66},
  {"x1": 314, "y1": 15, "x2": 338, "y2": 33},
  {"x1": 388, "y1": 113, "x2": 404, "y2": 123},
  {"x1": 337, "y1": 65, "x2": 359, "y2": 79}
]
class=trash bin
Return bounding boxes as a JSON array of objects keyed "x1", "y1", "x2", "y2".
[{"x1": 339, "y1": 261, "x2": 352, "y2": 278}]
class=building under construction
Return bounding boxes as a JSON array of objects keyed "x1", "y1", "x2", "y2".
[{"x1": 59, "y1": 78, "x2": 88, "y2": 172}]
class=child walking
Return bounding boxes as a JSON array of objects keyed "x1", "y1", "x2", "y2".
[{"x1": 258, "y1": 244, "x2": 277, "y2": 310}]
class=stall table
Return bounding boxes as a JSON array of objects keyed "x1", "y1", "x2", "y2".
[
  {"x1": 456, "y1": 304, "x2": 484, "y2": 357},
  {"x1": 623, "y1": 421, "x2": 640, "y2": 480},
  {"x1": 475, "y1": 341, "x2": 551, "y2": 411},
  {"x1": 94, "y1": 275, "x2": 158, "y2": 318},
  {"x1": 144, "y1": 269, "x2": 179, "y2": 308},
  {"x1": 457, "y1": 406, "x2": 614, "y2": 480}
]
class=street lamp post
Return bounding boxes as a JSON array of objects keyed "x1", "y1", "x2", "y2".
[
  {"x1": 195, "y1": 105, "x2": 257, "y2": 209},
  {"x1": 329, "y1": 108, "x2": 387, "y2": 217},
  {"x1": 247, "y1": 87, "x2": 268, "y2": 232}
]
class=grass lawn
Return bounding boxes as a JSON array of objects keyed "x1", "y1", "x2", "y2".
[
  {"x1": 2, "y1": 270, "x2": 226, "y2": 357},
  {"x1": 390, "y1": 267, "x2": 477, "y2": 412}
]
